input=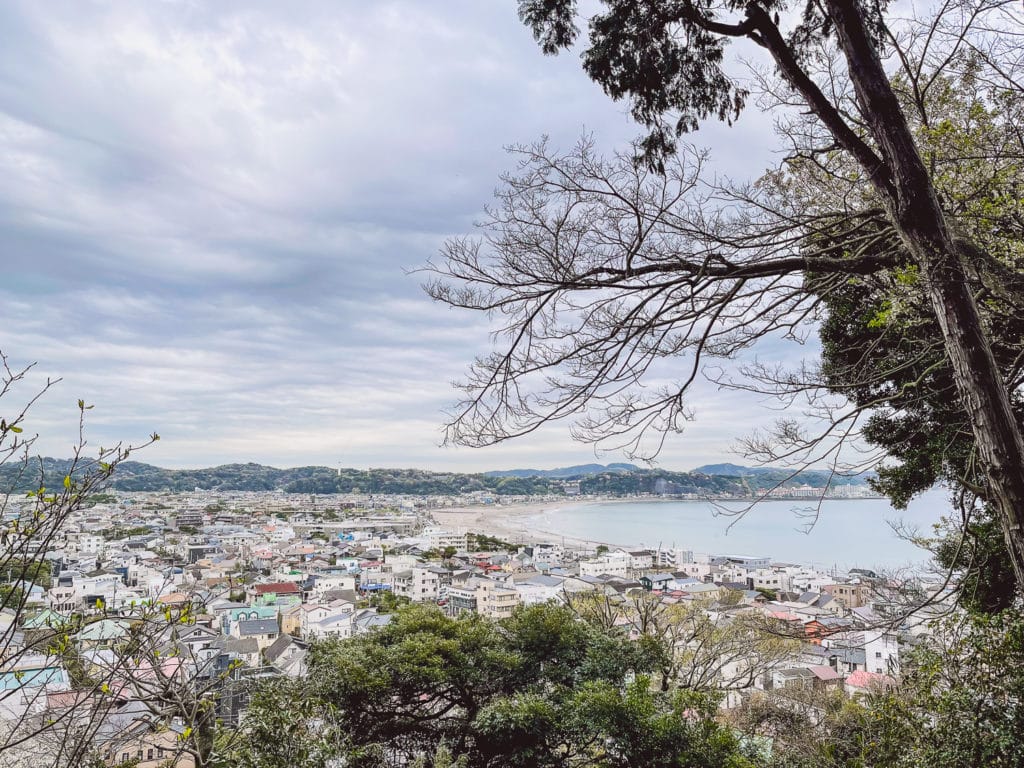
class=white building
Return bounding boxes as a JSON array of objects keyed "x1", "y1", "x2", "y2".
[
  {"x1": 393, "y1": 566, "x2": 442, "y2": 602},
  {"x1": 424, "y1": 527, "x2": 468, "y2": 551},
  {"x1": 513, "y1": 574, "x2": 565, "y2": 605},
  {"x1": 447, "y1": 577, "x2": 520, "y2": 619},
  {"x1": 579, "y1": 553, "x2": 631, "y2": 579}
]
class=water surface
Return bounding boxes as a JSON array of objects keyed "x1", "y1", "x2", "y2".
[{"x1": 526, "y1": 489, "x2": 949, "y2": 571}]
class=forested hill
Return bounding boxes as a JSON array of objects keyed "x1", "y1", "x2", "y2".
[
  {"x1": 691, "y1": 463, "x2": 874, "y2": 488},
  {"x1": 0, "y1": 459, "x2": 561, "y2": 495},
  {"x1": 0, "y1": 458, "x2": 872, "y2": 496}
]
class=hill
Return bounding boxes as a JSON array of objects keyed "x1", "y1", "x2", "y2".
[
  {"x1": 0, "y1": 458, "x2": 872, "y2": 497},
  {"x1": 484, "y1": 463, "x2": 639, "y2": 478},
  {"x1": 692, "y1": 463, "x2": 874, "y2": 486}
]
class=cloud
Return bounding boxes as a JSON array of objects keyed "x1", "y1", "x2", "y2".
[{"x1": 0, "y1": 0, "x2": 799, "y2": 473}]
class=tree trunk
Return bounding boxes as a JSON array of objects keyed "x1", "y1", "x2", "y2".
[{"x1": 822, "y1": 0, "x2": 1024, "y2": 593}]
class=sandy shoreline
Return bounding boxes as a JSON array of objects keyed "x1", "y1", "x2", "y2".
[
  {"x1": 430, "y1": 499, "x2": 623, "y2": 551},
  {"x1": 428, "y1": 495, "x2": 889, "y2": 554}
]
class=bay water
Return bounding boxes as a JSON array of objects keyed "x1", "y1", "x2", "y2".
[{"x1": 523, "y1": 488, "x2": 950, "y2": 572}]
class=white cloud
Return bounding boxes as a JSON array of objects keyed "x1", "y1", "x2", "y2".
[{"x1": 0, "y1": 0, "x2": 800, "y2": 473}]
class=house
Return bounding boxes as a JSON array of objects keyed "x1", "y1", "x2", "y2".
[
  {"x1": 823, "y1": 582, "x2": 872, "y2": 609},
  {"x1": 97, "y1": 705, "x2": 194, "y2": 767},
  {"x1": 306, "y1": 612, "x2": 356, "y2": 639},
  {"x1": 765, "y1": 666, "x2": 817, "y2": 692},
  {"x1": 232, "y1": 618, "x2": 279, "y2": 650},
  {"x1": 678, "y1": 582, "x2": 723, "y2": 600},
  {"x1": 513, "y1": 574, "x2": 565, "y2": 605},
  {"x1": 246, "y1": 581, "x2": 301, "y2": 605},
  {"x1": 221, "y1": 637, "x2": 260, "y2": 668},
  {"x1": 618, "y1": 549, "x2": 657, "y2": 571},
  {"x1": 845, "y1": 669, "x2": 896, "y2": 696},
  {"x1": 392, "y1": 566, "x2": 442, "y2": 602},
  {"x1": 76, "y1": 619, "x2": 130, "y2": 649},
  {"x1": 264, "y1": 634, "x2": 308, "y2": 677},
  {"x1": 578, "y1": 553, "x2": 631, "y2": 579},
  {"x1": 639, "y1": 573, "x2": 674, "y2": 592},
  {"x1": 0, "y1": 653, "x2": 70, "y2": 723},
  {"x1": 353, "y1": 609, "x2": 392, "y2": 634},
  {"x1": 168, "y1": 624, "x2": 221, "y2": 666},
  {"x1": 445, "y1": 577, "x2": 521, "y2": 619}
]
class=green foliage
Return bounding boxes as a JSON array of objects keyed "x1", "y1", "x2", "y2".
[
  {"x1": 0, "y1": 458, "x2": 861, "y2": 497},
  {"x1": 0, "y1": 558, "x2": 52, "y2": 589},
  {"x1": 99, "y1": 525, "x2": 153, "y2": 540},
  {"x1": 83, "y1": 492, "x2": 118, "y2": 506},
  {"x1": 0, "y1": 582, "x2": 26, "y2": 609},
  {"x1": 222, "y1": 676, "x2": 341, "y2": 768},
  {"x1": 901, "y1": 609, "x2": 1024, "y2": 767},
  {"x1": 233, "y1": 603, "x2": 747, "y2": 767},
  {"x1": 737, "y1": 608, "x2": 1024, "y2": 768},
  {"x1": 363, "y1": 590, "x2": 412, "y2": 613},
  {"x1": 736, "y1": 689, "x2": 915, "y2": 768},
  {"x1": 933, "y1": 511, "x2": 1016, "y2": 614},
  {"x1": 803, "y1": 64, "x2": 1024, "y2": 605},
  {"x1": 466, "y1": 532, "x2": 517, "y2": 553}
]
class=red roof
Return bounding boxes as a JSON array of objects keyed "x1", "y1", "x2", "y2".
[
  {"x1": 846, "y1": 670, "x2": 895, "y2": 689},
  {"x1": 809, "y1": 665, "x2": 841, "y2": 681},
  {"x1": 252, "y1": 582, "x2": 300, "y2": 595}
]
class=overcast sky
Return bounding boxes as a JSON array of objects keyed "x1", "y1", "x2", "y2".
[{"x1": 0, "y1": 1, "x2": 802, "y2": 472}]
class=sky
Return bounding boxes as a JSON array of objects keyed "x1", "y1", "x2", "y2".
[{"x1": 0, "y1": 0, "x2": 800, "y2": 472}]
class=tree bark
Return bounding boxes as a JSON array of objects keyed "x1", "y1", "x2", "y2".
[{"x1": 821, "y1": 0, "x2": 1024, "y2": 594}]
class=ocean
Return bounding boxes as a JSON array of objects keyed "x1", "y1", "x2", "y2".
[{"x1": 522, "y1": 488, "x2": 951, "y2": 572}]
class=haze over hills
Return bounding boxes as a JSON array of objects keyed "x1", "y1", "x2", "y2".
[
  {"x1": 484, "y1": 463, "x2": 640, "y2": 478},
  {"x1": 691, "y1": 463, "x2": 875, "y2": 487},
  {"x1": 1, "y1": 458, "x2": 874, "y2": 496}
]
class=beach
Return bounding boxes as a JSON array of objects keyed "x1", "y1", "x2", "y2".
[
  {"x1": 430, "y1": 500, "x2": 601, "y2": 550},
  {"x1": 430, "y1": 492, "x2": 946, "y2": 569}
]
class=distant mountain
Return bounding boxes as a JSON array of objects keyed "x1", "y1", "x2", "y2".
[
  {"x1": 485, "y1": 463, "x2": 639, "y2": 479},
  {"x1": 0, "y1": 458, "x2": 872, "y2": 497},
  {"x1": 0, "y1": 459, "x2": 563, "y2": 497},
  {"x1": 692, "y1": 463, "x2": 874, "y2": 486},
  {"x1": 692, "y1": 463, "x2": 770, "y2": 476}
]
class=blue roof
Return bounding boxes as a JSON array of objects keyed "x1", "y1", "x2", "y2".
[{"x1": 0, "y1": 667, "x2": 65, "y2": 690}]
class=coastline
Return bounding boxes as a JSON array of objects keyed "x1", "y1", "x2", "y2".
[
  {"x1": 429, "y1": 495, "x2": 889, "y2": 552},
  {"x1": 429, "y1": 497, "x2": 730, "y2": 551},
  {"x1": 427, "y1": 493, "x2": 934, "y2": 570},
  {"x1": 430, "y1": 500, "x2": 604, "y2": 550}
]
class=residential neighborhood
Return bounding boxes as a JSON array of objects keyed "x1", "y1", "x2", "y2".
[{"x1": 0, "y1": 488, "x2": 946, "y2": 765}]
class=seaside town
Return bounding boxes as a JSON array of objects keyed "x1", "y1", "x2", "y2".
[{"x1": 0, "y1": 487, "x2": 947, "y2": 766}]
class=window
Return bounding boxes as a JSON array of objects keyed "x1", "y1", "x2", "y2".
[
  {"x1": 875, "y1": 651, "x2": 882, "y2": 658},
  {"x1": 122, "y1": 753, "x2": 130, "y2": 763},
  {"x1": 148, "y1": 748, "x2": 154, "y2": 760}
]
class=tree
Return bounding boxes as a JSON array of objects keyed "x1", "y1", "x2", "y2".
[
  {"x1": 426, "y1": 0, "x2": 1024, "y2": 593},
  {"x1": 0, "y1": 353, "x2": 163, "y2": 766},
  {"x1": 232, "y1": 603, "x2": 748, "y2": 767},
  {"x1": 785, "y1": 59, "x2": 1024, "y2": 610},
  {"x1": 732, "y1": 609, "x2": 1024, "y2": 767},
  {"x1": 566, "y1": 591, "x2": 798, "y2": 692}
]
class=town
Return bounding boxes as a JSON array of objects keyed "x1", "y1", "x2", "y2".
[{"x1": 0, "y1": 488, "x2": 945, "y2": 766}]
